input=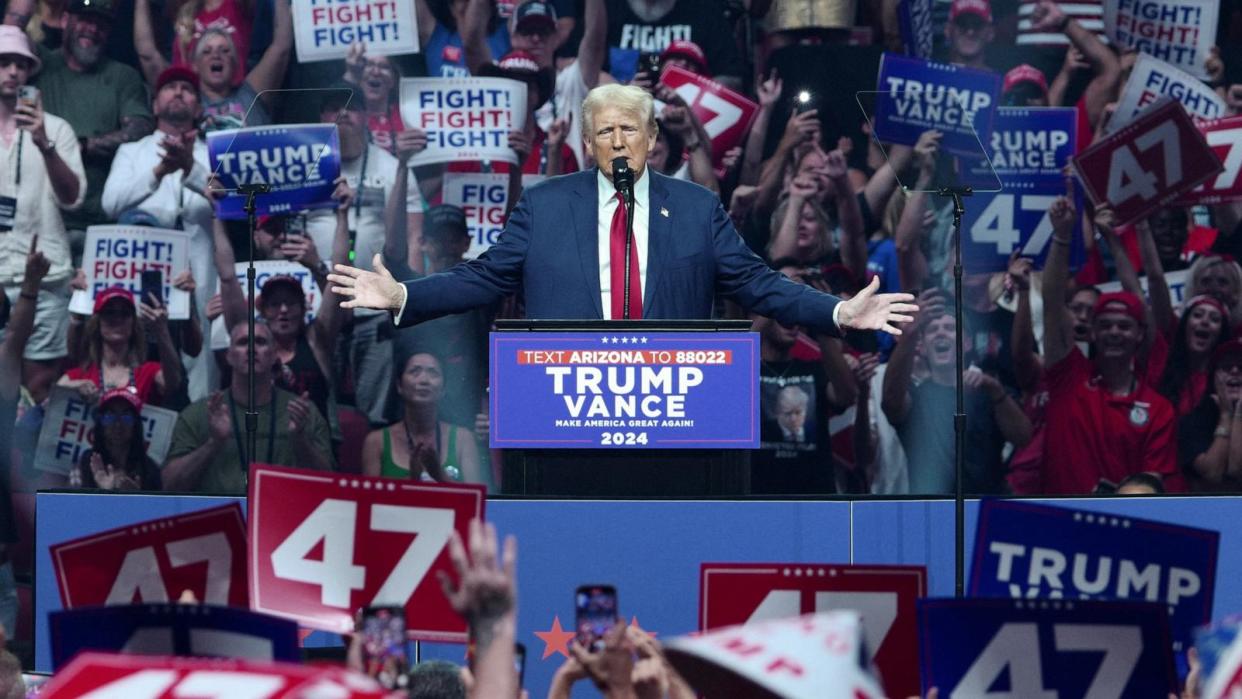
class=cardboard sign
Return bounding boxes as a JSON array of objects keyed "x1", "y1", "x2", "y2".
[
  {"x1": 699, "y1": 563, "x2": 925, "y2": 699},
  {"x1": 208, "y1": 260, "x2": 324, "y2": 351},
  {"x1": 398, "y1": 77, "x2": 528, "y2": 166},
  {"x1": 964, "y1": 107, "x2": 1084, "y2": 272},
  {"x1": 970, "y1": 499, "x2": 1218, "y2": 654},
  {"x1": 207, "y1": 124, "x2": 342, "y2": 220},
  {"x1": 665, "y1": 611, "x2": 885, "y2": 699},
  {"x1": 489, "y1": 331, "x2": 760, "y2": 449},
  {"x1": 897, "y1": 0, "x2": 933, "y2": 58},
  {"x1": 873, "y1": 53, "x2": 1001, "y2": 156},
  {"x1": 247, "y1": 464, "x2": 486, "y2": 640},
  {"x1": 919, "y1": 598, "x2": 1178, "y2": 697},
  {"x1": 38, "y1": 652, "x2": 385, "y2": 699},
  {"x1": 658, "y1": 66, "x2": 759, "y2": 172},
  {"x1": 50, "y1": 503, "x2": 248, "y2": 609},
  {"x1": 1174, "y1": 115, "x2": 1242, "y2": 206},
  {"x1": 69, "y1": 225, "x2": 193, "y2": 319},
  {"x1": 1096, "y1": 267, "x2": 1191, "y2": 306},
  {"x1": 1204, "y1": 621, "x2": 1242, "y2": 699},
  {"x1": 1110, "y1": 53, "x2": 1227, "y2": 132},
  {"x1": 1103, "y1": 0, "x2": 1218, "y2": 79},
  {"x1": 292, "y1": 0, "x2": 418, "y2": 63},
  {"x1": 441, "y1": 173, "x2": 545, "y2": 260},
  {"x1": 1073, "y1": 99, "x2": 1223, "y2": 226},
  {"x1": 33, "y1": 386, "x2": 177, "y2": 476},
  {"x1": 50, "y1": 604, "x2": 300, "y2": 670}
]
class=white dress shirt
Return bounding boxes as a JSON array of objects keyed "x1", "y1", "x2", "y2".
[{"x1": 598, "y1": 167, "x2": 650, "y2": 320}]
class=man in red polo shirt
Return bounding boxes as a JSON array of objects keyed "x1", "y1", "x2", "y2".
[{"x1": 1040, "y1": 195, "x2": 1183, "y2": 493}]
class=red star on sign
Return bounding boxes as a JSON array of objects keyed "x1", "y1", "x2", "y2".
[{"x1": 533, "y1": 615, "x2": 576, "y2": 659}]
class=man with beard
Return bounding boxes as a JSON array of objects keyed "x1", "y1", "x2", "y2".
[
  {"x1": 100, "y1": 66, "x2": 212, "y2": 398},
  {"x1": 0, "y1": 25, "x2": 85, "y2": 404},
  {"x1": 1041, "y1": 195, "x2": 1182, "y2": 494},
  {"x1": 32, "y1": 0, "x2": 152, "y2": 261}
]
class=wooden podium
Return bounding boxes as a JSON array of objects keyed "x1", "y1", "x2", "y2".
[{"x1": 493, "y1": 319, "x2": 753, "y2": 497}]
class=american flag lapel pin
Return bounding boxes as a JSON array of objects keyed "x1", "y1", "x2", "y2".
[{"x1": 660, "y1": 207, "x2": 669, "y2": 217}]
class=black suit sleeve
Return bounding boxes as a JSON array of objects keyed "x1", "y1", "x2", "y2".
[{"x1": 709, "y1": 197, "x2": 842, "y2": 337}]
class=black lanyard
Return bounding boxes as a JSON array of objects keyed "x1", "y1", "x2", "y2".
[
  {"x1": 228, "y1": 391, "x2": 277, "y2": 468},
  {"x1": 13, "y1": 131, "x2": 22, "y2": 188},
  {"x1": 348, "y1": 146, "x2": 369, "y2": 263}
]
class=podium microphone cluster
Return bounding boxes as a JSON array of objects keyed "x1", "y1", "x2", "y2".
[{"x1": 612, "y1": 156, "x2": 637, "y2": 320}]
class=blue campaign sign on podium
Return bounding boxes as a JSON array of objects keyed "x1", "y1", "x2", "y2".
[
  {"x1": 489, "y1": 331, "x2": 759, "y2": 449},
  {"x1": 919, "y1": 598, "x2": 1178, "y2": 697},
  {"x1": 970, "y1": 499, "x2": 1218, "y2": 655}
]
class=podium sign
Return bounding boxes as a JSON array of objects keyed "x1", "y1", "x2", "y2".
[{"x1": 489, "y1": 331, "x2": 759, "y2": 449}]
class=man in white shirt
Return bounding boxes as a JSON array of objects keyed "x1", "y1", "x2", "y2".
[
  {"x1": 101, "y1": 65, "x2": 214, "y2": 400},
  {"x1": 0, "y1": 25, "x2": 86, "y2": 403}
]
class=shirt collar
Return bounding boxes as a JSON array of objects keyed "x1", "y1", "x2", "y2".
[{"x1": 596, "y1": 165, "x2": 650, "y2": 208}]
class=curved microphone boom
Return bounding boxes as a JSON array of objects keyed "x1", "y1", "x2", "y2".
[{"x1": 612, "y1": 157, "x2": 637, "y2": 320}]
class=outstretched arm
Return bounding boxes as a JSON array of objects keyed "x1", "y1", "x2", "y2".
[{"x1": 1042, "y1": 194, "x2": 1078, "y2": 366}]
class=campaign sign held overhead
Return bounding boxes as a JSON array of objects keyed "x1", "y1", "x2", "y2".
[
  {"x1": 207, "y1": 124, "x2": 341, "y2": 220},
  {"x1": 873, "y1": 53, "x2": 1001, "y2": 155},
  {"x1": 964, "y1": 107, "x2": 1084, "y2": 272},
  {"x1": 1110, "y1": 52, "x2": 1226, "y2": 132},
  {"x1": 1175, "y1": 115, "x2": 1242, "y2": 206},
  {"x1": 399, "y1": 77, "x2": 527, "y2": 166},
  {"x1": 489, "y1": 331, "x2": 759, "y2": 449},
  {"x1": 659, "y1": 66, "x2": 759, "y2": 173},
  {"x1": 292, "y1": 0, "x2": 419, "y2": 62},
  {"x1": 919, "y1": 598, "x2": 1178, "y2": 698},
  {"x1": 50, "y1": 604, "x2": 300, "y2": 671},
  {"x1": 70, "y1": 225, "x2": 193, "y2": 319},
  {"x1": 1103, "y1": 0, "x2": 1218, "y2": 80},
  {"x1": 969, "y1": 499, "x2": 1218, "y2": 654}
]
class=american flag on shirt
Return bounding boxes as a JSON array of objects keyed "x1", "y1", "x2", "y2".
[{"x1": 1016, "y1": 0, "x2": 1108, "y2": 46}]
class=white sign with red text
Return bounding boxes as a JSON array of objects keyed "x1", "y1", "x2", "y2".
[
  {"x1": 69, "y1": 226, "x2": 193, "y2": 319},
  {"x1": 1103, "y1": 0, "x2": 1218, "y2": 79},
  {"x1": 208, "y1": 260, "x2": 323, "y2": 351},
  {"x1": 1109, "y1": 53, "x2": 1226, "y2": 133},
  {"x1": 665, "y1": 611, "x2": 885, "y2": 699},
  {"x1": 38, "y1": 652, "x2": 385, "y2": 699},
  {"x1": 50, "y1": 503, "x2": 249, "y2": 609},
  {"x1": 441, "y1": 173, "x2": 545, "y2": 259},
  {"x1": 399, "y1": 77, "x2": 527, "y2": 166},
  {"x1": 34, "y1": 386, "x2": 177, "y2": 476},
  {"x1": 248, "y1": 464, "x2": 485, "y2": 641},
  {"x1": 659, "y1": 66, "x2": 759, "y2": 173}
]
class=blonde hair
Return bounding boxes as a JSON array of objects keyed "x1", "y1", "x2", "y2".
[
  {"x1": 770, "y1": 194, "x2": 834, "y2": 262},
  {"x1": 1187, "y1": 254, "x2": 1242, "y2": 320},
  {"x1": 580, "y1": 84, "x2": 657, "y2": 140}
]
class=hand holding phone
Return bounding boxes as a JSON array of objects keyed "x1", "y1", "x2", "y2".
[{"x1": 575, "y1": 585, "x2": 618, "y2": 652}]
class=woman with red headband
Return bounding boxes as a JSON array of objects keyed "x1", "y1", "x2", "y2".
[{"x1": 1154, "y1": 295, "x2": 1232, "y2": 415}]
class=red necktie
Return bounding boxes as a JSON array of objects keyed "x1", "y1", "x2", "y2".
[{"x1": 609, "y1": 191, "x2": 642, "y2": 319}]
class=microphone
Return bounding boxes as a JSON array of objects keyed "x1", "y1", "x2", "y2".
[{"x1": 611, "y1": 157, "x2": 634, "y2": 201}]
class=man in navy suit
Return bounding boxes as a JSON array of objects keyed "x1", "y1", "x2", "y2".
[{"x1": 329, "y1": 84, "x2": 915, "y2": 337}]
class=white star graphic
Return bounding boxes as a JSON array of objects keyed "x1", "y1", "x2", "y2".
[
  {"x1": 612, "y1": 336, "x2": 620, "y2": 343},
  {"x1": 641, "y1": 337, "x2": 648, "y2": 344},
  {"x1": 621, "y1": 337, "x2": 629, "y2": 344}
]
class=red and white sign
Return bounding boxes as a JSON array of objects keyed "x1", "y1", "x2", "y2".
[
  {"x1": 1175, "y1": 115, "x2": 1242, "y2": 206},
  {"x1": 666, "y1": 611, "x2": 884, "y2": 699},
  {"x1": 38, "y1": 652, "x2": 384, "y2": 699},
  {"x1": 659, "y1": 66, "x2": 759, "y2": 172},
  {"x1": 51, "y1": 503, "x2": 248, "y2": 609},
  {"x1": 1073, "y1": 99, "x2": 1223, "y2": 227},
  {"x1": 1206, "y1": 632, "x2": 1242, "y2": 699},
  {"x1": 699, "y1": 562, "x2": 925, "y2": 699},
  {"x1": 247, "y1": 464, "x2": 486, "y2": 641}
]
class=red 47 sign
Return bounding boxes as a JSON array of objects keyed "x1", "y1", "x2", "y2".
[
  {"x1": 247, "y1": 464, "x2": 485, "y2": 641},
  {"x1": 1176, "y1": 115, "x2": 1242, "y2": 206},
  {"x1": 39, "y1": 652, "x2": 384, "y2": 698},
  {"x1": 699, "y1": 562, "x2": 925, "y2": 699},
  {"x1": 51, "y1": 503, "x2": 247, "y2": 608},
  {"x1": 659, "y1": 66, "x2": 759, "y2": 171},
  {"x1": 1073, "y1": 99, "x2": 1222, "y2": 226}
]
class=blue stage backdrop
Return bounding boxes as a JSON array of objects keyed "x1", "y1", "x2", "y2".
[{"x1": 33, "y1": 495, "x2": 1242, "y2": 696}]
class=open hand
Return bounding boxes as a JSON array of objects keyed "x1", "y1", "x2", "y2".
[
  {"x1": 287, "y1": 391, "x2": 313, "y2": 434},
  {"x1": 1028, "y1": 0, "x2": 1068, "y2": 33},
  {"x1": 834, "y1": 276, "x2": 918, "y2": 336},
  {"x1": 328, "y1": 254, "x2": 405, "y2": 312},
  {"x1": 207, "y1": 391, "x2": 233, "y2": 443},
  {"x1": 436, "y1": 518, "x2": 516, "y2": 627}
]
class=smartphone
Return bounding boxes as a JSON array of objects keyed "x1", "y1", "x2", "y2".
[
  {"x1": 793, "y1": 89, "x2": 817, "y2": 114},
  {"x1": 361, "y1": 606, "x2": 409, "y2": 690},
  {"x1": 18, "y1": 85, "x2": 38, "y2": 108},
  {"x1": 139, "y1": 269, "x2": 164, "y2": 308},
  {"x1": 639, "y1": 52, "x2": 662, "y2": 81},
  {"x1": 575, "y1": 585, "x2": 618, "y2": 652},
  {"x1": 514, "y1": 642, "x2": 526, "y2": 687}
]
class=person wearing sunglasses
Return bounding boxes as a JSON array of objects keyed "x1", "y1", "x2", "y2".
[{"x1": 68, "y1": 387, "x2": 161, "y2": 490}]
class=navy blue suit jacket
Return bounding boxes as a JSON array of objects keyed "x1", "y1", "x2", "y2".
[{"x1": 398, "y1": 169, "x2": 842, "y2": 334}]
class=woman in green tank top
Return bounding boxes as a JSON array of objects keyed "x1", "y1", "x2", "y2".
[{"x1": 360, "y1": 352, "x2": 485, "y2": 484}]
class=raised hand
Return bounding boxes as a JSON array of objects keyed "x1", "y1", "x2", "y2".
[
  {"x1": 280, "y1": 234, "x2": 322, "y2": 269},
  {"x1": 756, "y1": 70, "x2": 782, "y2": 108},
  {"x1": 22, "y1": 234, "x2": 48, "y2": 294},
  {"x1": 207, "y1": 391, "x2": 233, "y2": 443},
  {"x1": 287, "y1": 391, "x2": 312, "y2": 435},
  {"x1": 394, "y1": 128, "x2": 428, "y2": 165},
  {"x1": 834, "y1": 276, "x2": 918, "y2": 336},
  {"x1": 1049, "y1": 195, "x2": 1076, "y2": 238},
  {"x1": 569, "y1": 622, "x2": 635, "y2": 693},
  {"x1": 823, "y1": 148, "x2": 848, "y2": 181},
  {"x1": 780, "y1": 109, "x2": 819, "y2": 151},
  {"x1": 328, "y1": 253, "x2": 406, "y2": 312},
  {"x1": 138, "y1": 291, "x2": 170, "y2": 337},
  {"x1": 15, "y1": 91, "x2": 49, "y2": 151},
  {"x1": 1028, "y1": 0, "x2": 1068, "y2": 33},
  {"x1": 204, "y1": 293, "x2": 223, "y2": 322},
  {"x1": 1093, "y1": 203, "x2": 1117, "y2": 237},
  {"x1": 436, "y1": 518, "x2": 516, "y2": 628},
  {"x1": 1007, "y1": 252, "x2": 1033, "y2": 292},
  {"x1": 547, "y1": 117, "x2": 569, "y2": 148},
  {"x1": 171, "y1": 269, "x2": 196, "y2": 294},
  {"x1": 344, "y1": 41, "x2": 366, "y2": 84},
  {"x1": 508, "y1": 130, "x2": 531, "y2": 164},
  {"x1": 90, "y1": 452, "x2": 140, "y2": 490}
]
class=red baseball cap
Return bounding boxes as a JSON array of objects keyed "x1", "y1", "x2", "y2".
[
  {"x1": 1212, "y1": 337, "x2": 1242, "y2": 368},
  {"x1": 93, "y1": 287, "x2": 135, "y2": 314},
  {"x1": 155, "y1": 65, "x2": 199, "y2": 94},
  {"x1": 661, "y1": 40, "x2": 708, "y2": 73},
  {"x1": 257, "y1": 274, "x2": 306, "y2": 307},
  {"x1": 949, "y1": 0, "x2": 992, "y2": 23},
  {"x1": 1003, "y1": 64, "x2": 1048, "y2": 96},
  {"x1": 1092, "y1": 291, "x2": 1146, "y2": 325},
  {"x1": 99, "y1": 386, "x2": 143, "y2": 412}
]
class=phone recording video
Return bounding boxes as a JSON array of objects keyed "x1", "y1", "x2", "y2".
[
  {"x1": 139, "y1": 269, "x2": 164, "y2": 308},
  {"x1": 640, "y1": 52, "x2": 662, "y2": 81},
  {"x1": 575, "y1": 585, "x2": 618, "y2": 652},
  {"x1": 794, "y1": 89, "x2": 817, "y2": 114},
  {"x1": 360, "y1": 607, "x2": 409, "y2": 690}
]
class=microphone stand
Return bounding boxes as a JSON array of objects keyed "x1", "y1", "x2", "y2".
[
  {"x1": 621, "y1": 181, "x2": 636, "y2": 320},
  {"x1": 237, "y1": 183, "x2": 271, "y2": 471},
  {"x1": 938, "y1": 185, "x2": 971, "y2": 598}
]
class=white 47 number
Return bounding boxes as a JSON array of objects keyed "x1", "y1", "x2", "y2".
[
  {"x1": 745, "y1": 590, "x2": 897, "y2": 662},
  {"x1": 105, "y1": 533, "x2": 233, "y2": 605},
  {"x1": 972, "y1": 195, "x2": 1059, "y2": 256},
  {"x1": 1107, "y1": 121, "x2": 1182, "y2": 205},
  {"x1": 1206, "y1": 128, "x2": 1242, "y2": 192},
  {"x1": 270, "y1": 499, "x2": 454, "y2": 608},
  {"x1": 951, "y1": 623, "x2": 1142, "y2": 699}
]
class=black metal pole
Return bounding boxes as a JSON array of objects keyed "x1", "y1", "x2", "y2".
[
  {"x1": 940, "y1": 186, "x2": 971, "y2": 598},
  {"x1": 239, "y1": 184, "x2": 271, "y2": 472},
  {"x1": 622, "y1": 189, "x2": 635, "y2": 320}
]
